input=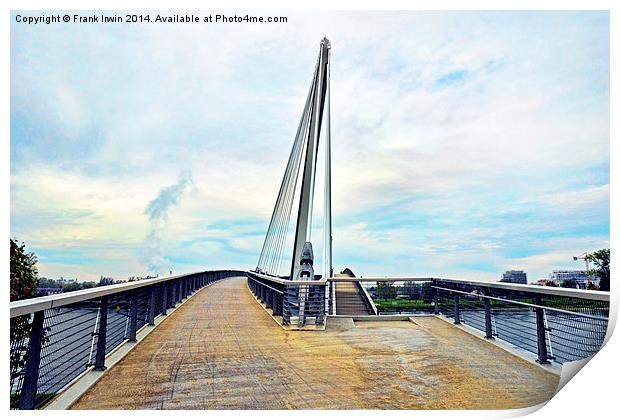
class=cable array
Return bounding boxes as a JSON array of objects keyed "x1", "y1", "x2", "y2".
[{"x1": 255, "y1": 57, "x2": 323, "y2": 277}]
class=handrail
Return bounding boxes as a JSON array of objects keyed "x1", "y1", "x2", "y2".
[
  {"x1": 248, "y1": 270, "x2": 327, "y2": 286},
  {"x1": 327, "y1": 276, "x2": 609, "y2": 302},
  {"x1": 10, "y1": 270, "x2": 246, "y2": 318},
  {"x1": 355, "y1": 281, "x2": 378, "y2": 315},
  {"x1": 250, "y1": 277, "x2": 284, "y2": 295},
  {"x1": 431, "y1": 285, "x2": 609, "y2": 321}
]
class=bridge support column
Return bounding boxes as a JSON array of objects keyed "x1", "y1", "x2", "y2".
[
  {"x1": 94, "y1": 296, "x2": 108, "y2": 370},
  {"x1": 268, "y1": 289, "x2": 274, "y2": 310},
  {"x1": 148, "y1": 287, "x2": 156, "y2": 326},
  {"x1": 453, "y1": 293, "x2": 461, "y2": 324},
  {"x1": 161, "y1": 283, "x2": 168, "y2": 316},
  {"x1": 273, "y1": 291, "x2": 282, "y2": 316},
  {"x1": 535, "y1": 296, "x2": 550, "y2": 364},
  {"x1": 19, "y1": 310, "x2": 45, "y2": 410},
  {"x1": 128, "y1": 291, "x2": 138, "y2": 342},
  {"x1": 484, "y1": 288, "x2": 493, "y2": 339}
]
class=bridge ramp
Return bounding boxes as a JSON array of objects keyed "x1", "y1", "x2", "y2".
[{"x1": 335, "y1": 281, "x2": 372, "y2": 315}]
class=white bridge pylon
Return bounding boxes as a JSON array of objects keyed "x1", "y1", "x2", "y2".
[{"x1": 255, "y1": 38, "x2": 332, "y2": 281}]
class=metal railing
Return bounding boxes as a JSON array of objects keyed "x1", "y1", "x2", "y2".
[
  {"x1": 247, "y1": 271, "x2": 325, "y2": 327},
  {"x1": 327, "y1": 276, "x2": 609, "y2": 365},
  {"x1": 431, "y1": 279, "x2": 609, "y2": 364},
  {"x1": 9, "y1": 270, "x2": 245, "y2": 410}
]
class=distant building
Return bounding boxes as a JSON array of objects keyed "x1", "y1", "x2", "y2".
[
  {"x1": 550, "y1": 270, "x2": 598, "y2": 289},
  {"x1": 500, "y1": 270, "x2": 527, "y2": 284}
]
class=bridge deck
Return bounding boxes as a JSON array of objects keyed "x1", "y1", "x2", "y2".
[{"x1": 72, "y1": 277, "x2": 559, "y2": 410}]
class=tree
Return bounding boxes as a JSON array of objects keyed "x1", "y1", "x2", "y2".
[
  {"x1": 377, "y1": 282, "x2": 397, "y2": 299},
  {"x1": 586, "y1": 248, "x2": 610, "y2": 291},
  {"x1": 10, "y1": 239, "x2": 39, "y2": 302},
  {"x1": 99, "y1": 276, "x2": 115, "y2": 286},
  {"x1": 403, "y1": 281, "x2": 418, "y2": 299},
  {"x1": 62, "y1": 282, "x2": 82, "y2": 293},
  {"x1": 561, "y1": 278, "x2": 578, "y2": 289},
  {"x1": 10, "y1": 239, "x2": 39, "y2": 384}
]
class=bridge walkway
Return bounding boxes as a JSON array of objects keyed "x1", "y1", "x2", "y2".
[{"x1": 72, "y1": 277, "x2": 559, "y2": 409}]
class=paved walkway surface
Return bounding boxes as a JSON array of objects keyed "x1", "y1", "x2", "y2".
[{"x1": 73, "y1": 277, "x2": 559, "y2": 410}]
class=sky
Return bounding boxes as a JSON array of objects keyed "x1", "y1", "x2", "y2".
[{"x1": 10, "y1": 11, "x2": 609, "y2": 282}]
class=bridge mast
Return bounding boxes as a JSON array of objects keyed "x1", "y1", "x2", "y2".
[
  {"x1": 291, "y1": 37, "x2": 331, "y2": 280},
  {"x1": 323, "y1": 45, "x2": 333, "y2": 281}
]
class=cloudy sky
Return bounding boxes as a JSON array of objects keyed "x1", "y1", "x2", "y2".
[{"x1": 10, "y1": 11, "x2": 609, "y2": 281}]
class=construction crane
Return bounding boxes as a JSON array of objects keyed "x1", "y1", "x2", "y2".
[{"x1": 573, "y1": 252, "x2": 591, "y2": 289}]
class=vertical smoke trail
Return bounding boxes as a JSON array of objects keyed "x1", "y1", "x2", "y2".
[{"x1": 141, "y1": 171, "x2": 193, "y2": 273}]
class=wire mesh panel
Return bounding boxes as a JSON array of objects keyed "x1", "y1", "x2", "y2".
[
  {"x1": 10, "y1": 314, "x2": 32, "y2": 408},
  {"x1": 486, "y1": 288, "x2": 541, "y2": 356},
  {"x1": 135, "y1": 287, "x2": 151, "y2": 331},
  {"x1": 455, "y1": 293, "x2": 487, "y2": 332},
  {"x1": 541, "y1": 296, "x2": 609, "y2": 363},
  {"x1": 106, "y1": 291, "x2": 132, "y2": 353},
  {"x1": 35, "y1": 300, "x2": 100, "y2": 407},
  {"x1": 433, "y1": 280, "x2": 610, "y2": 364}
]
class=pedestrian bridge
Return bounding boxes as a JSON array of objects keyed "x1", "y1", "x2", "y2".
[
  {"x1": 71, "y1": 277, "x2": 557, "y2": 410},
  {"x1": 9, "y1": 38, "x2": 610, "y2": 410}
]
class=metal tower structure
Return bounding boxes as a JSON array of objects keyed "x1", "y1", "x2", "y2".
[{"x1": 255, "y1": 38, "x2": 332, "y2": 281}]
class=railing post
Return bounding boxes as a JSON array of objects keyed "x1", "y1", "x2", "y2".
[
  {"x1": 94, "y1": 296, "x2": 109, "y2": 371},
  {"x1": 433, "y1": 282, "x2": 438, "y2": 315},
  {"x1": 172, "y1": 282, "x2": 177, "y2": 305},
  {"x1": 148, "y1": 287, "x2": 156, "y2": 326},
  {"x1": 19, "y1": 310, "x2": 45, "y2": 410},
  {"x1": 453, "y1": 293, "x2": 461, "y2": 324},
  {"x1": 484, "y1": 288, "x2": 493, "y2": 339},
  {"x1": 128, "y1": 291, "x2": 138, "y2": 342},
  {"x1": 162, "y1": 283, "x2": 168, "y2": 316},
  {"x1": 535, "y1": 296, "x2": 550, "y2": 364},
  {"x1": 273, "y1": 290, "x2": 282, "y2": 316}
]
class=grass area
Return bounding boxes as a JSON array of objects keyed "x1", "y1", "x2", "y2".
[{"x1": 374, "y1": 299, "x2": 434, "y2": 312}]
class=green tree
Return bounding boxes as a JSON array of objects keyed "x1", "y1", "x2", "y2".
[
  {"x1": 587, "y1": 248, "x2": 610, "y2": 291},
  {"x1": 377, "y1": 282, "x2": 397, "y2": 299},
  {"x1": 62, "y1": 282, "x2": 82, "y2": 293},
  {"x1": 10, "y1": 239, "x2": 39, "y2": 386},
  {"x1": 99, "y1": 276, "x2": 115, "y2": 286},
  {"x1": 561, "y1": 278, "x2": 578, "y2": 289}
]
